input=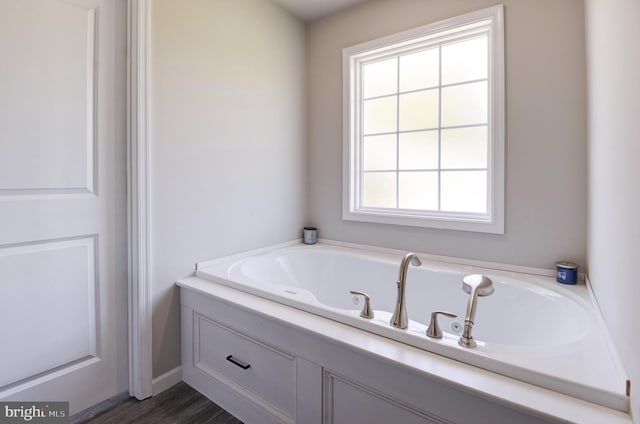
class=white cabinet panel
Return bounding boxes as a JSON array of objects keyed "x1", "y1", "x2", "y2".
[
  {"x1": 181, "y1": 294, "x2": 323, "y2": 424},
  {"x1": 194, "y1": 312, "x2": 295, "y2": 418},
  {"x1": 323, "y1": 370, "x2": 449, "y2": 424}
]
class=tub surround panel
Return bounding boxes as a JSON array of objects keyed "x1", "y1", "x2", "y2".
[
  {"x1": 307, "y1": 0, "x2": 587, "y2": 270},
  {"x1": 179, "y1": 277, "x2": 631, "y2": 424}
]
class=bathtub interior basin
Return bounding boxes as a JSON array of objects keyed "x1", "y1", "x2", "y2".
[{"x1": 195, "y1": 241, "x2": 629, "y2": 411}]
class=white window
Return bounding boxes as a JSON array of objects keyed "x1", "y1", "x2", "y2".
[{"x1": 343, "y1": 5, "x2": 505, "y2": 233}]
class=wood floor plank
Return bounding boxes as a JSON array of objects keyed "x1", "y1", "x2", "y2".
[{"x1": 74, "y1": 382, "x2": 243, "y2": 424}]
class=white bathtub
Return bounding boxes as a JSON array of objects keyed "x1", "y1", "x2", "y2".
[{"x1": 195, "y1": 241, "x2": 629, "y2": 411}]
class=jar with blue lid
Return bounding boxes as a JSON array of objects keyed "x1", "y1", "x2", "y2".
[{"x1": 556, "y1": 261, "x2": 578, "y2": 284}]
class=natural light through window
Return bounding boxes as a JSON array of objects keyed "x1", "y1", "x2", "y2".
[{"x1": 343, "y1": 6, "x2": 504, "y2": 233}]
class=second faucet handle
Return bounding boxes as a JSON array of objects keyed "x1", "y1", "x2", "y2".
[
  {"x1": 426, "y1": 311, "x2": 457, "y2": 338},
  {"x1": 350, "y1": 290, "x2": 373, "y2": 319}
]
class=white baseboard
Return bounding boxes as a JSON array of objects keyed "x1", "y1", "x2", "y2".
[{"x1": 152, "y1": 366, "x2": 183, "y2": 396}]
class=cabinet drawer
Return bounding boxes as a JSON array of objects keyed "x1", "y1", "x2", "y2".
[{"x1": 193, "y1": 312, "x2": 295, "y2": 418}]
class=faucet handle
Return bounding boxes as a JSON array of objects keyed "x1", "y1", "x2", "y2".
[
  {"x1": 349, "y1": 290, "x2": 374, "y2": 319},
  {"x1": 426, "y1": 311, "x2": 457, "y2": 338}
]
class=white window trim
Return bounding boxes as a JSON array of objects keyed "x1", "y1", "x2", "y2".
[{"x1": 342, "y1": 5, "x2": 505, "y2": 234}]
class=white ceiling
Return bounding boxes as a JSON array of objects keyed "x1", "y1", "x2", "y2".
[{"x1": 272, "y1": 0, "x2": 369, "y2": 21}]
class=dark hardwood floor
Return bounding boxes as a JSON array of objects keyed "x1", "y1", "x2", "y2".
[{"x1": 73, "y1": 382, "x2": 243, "y2": 424}]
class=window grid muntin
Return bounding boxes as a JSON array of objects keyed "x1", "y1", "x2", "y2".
[
  {"x1": 395, "y1": 55, "x2": 401, "y2": 208},
  {"x1": 362, "y1": 122, "x2": 489, "y2": 138},
  {"x1": 362, "y1": 77, "x2": 489, "y2": 103},
  {"x1": 358, "y1": 32, "x2": 490, "y2": 215},
  {"x1": 437, "y1": 42, "x2": 443, "y2": 210}
]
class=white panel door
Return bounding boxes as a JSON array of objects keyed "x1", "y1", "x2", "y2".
[{"x1": 0, "y1": 0, "x2": 127, "y2": 414}]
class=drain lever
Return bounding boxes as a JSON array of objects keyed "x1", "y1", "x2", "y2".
[
  {"x1": 426, "y1": 311, "x2": 457, "y2": 339},
  {"x1": 350, "y1": 290, "x2": 374, "y2": 319}
]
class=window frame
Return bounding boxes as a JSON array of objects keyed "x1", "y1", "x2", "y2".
[{"x1": 342, "y1": 5, "x2": 505, "y2": 234}]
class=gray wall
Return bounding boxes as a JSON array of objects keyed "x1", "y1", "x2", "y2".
[
  {"x1": 150, "y1": 0, "x2": 306, "y2": 377},
  {"x1": 307, "y1": 0, "x2": 587, "y2": 270},
  {"x1": 585, "y1": 0, "x2": 640, "y2": 419}
]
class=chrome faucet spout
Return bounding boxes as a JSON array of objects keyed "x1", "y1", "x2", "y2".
[{"x1": 390, "y1": 253, "x2": 422, "y2": 329}]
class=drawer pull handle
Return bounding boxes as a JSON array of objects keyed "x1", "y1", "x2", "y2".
[{"x1": 226, "y1": 355, "x2": 251, "y2": 370}]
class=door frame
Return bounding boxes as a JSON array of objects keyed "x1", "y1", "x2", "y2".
[{"x1": 127, "y1": 0, "x2": 152, "y2": 400}]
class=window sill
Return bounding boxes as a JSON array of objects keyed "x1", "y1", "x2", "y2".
[{"x1": 342, "y1": 208, "x2": 504, "y2": 234}]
